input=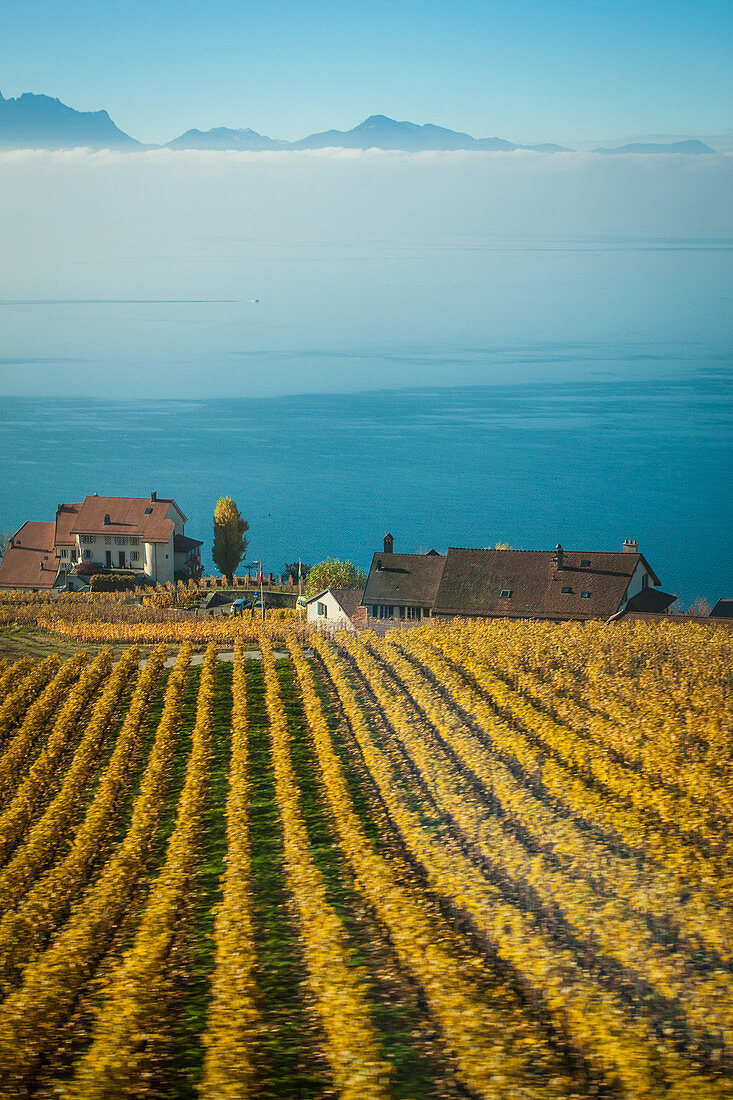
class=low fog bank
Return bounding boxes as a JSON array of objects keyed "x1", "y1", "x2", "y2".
[
  {"x1": 3, "y1": 146, "x2": 732, "y2": 243},
  {"x1": 0, "y1": 148, "x2": 731, "y2": 397}
]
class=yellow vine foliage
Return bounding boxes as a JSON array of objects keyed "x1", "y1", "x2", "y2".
[
  {"x1": 199, "y1": 639, "x2": 258, "y2": 1099},
  {"x1": 262, "y1": 637, "x2": 390, "y2": 1100},
  {"x1": 0, "y1": 615, "x2": 728, "y2": 1098},
  {"x1": 67, "y1": 645, "x2": 217, "y2": 1099}
]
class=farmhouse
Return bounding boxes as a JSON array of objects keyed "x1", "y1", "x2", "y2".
[
  {"x1": 361, "y1": 534, "x2": 676, "y2": 622},
  {"x1": 0, "y1": 492, "x2": 202, "y2": 591}
]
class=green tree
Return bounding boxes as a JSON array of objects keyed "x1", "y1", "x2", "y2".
[
  {"x1": 284, "y1": 561, "x2": 311, "y2": 584},
  {"x1": 305, "y1": 557, "x2": 367, "y2": 597},
  {"x1": 212, "y1": 497, "x2": 249, "y2": 584}
]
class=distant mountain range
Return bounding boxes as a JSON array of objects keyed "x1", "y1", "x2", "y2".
[
  {"x1": 591, "y1": 139, "x2": 714, "y2": 154},
  {"x1": 0, "y1": 92, "x2": 718, "y2": 154}
]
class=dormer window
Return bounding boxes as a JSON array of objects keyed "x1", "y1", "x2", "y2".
[
  {"x1": 561, "y1": 586, "x2": 572, "y2": 594},
  {"x1": 145, "y1": 507, "x2": 153, "y2": 514},
  {"x1": 580, "y1": 559, "x2": 591, "y2": 567},
  {"x1": 500, "y1": 589, "x2": 512, "y2": 598}
]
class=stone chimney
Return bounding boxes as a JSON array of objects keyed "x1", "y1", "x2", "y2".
[
  {"x1": 623, "y1": 539, "x2": 638, "y2": 554},
  {"x1": 383, "y1": 532, "x2": 394, "y2": 554},
  {"x1": 151, "y1": 491, "x2": 157, "y2": 502},
  {"x1": 104, "y1": 513, "x2": 111, "y2": 526},
  {"x1": 553, "y1": 543, "x2": 564, "y2": 570}
]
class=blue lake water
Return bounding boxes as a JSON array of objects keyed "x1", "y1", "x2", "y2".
[{"x1": 1, "y1": 370, "x2": 731, "y2": 607}]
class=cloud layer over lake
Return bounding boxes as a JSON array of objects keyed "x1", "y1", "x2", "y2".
[{"x1": 1, "y1": 148, "x2": 731, "y2": 397}]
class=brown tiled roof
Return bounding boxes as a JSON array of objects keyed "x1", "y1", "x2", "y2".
[
  {"x1": 329, "y1": 588, "x2": 363, "y2": 619},
  {"x1": 71, "y1": 496, "x2": 176, "y2": 543},
  {"x1": 174, "y1": 534, "x2": 202, "y2": 553},
  {"x1": 625, "y1": 588, "x2": 677, "y2": 613},
  {"x1": 433, "y1": 548, "x2": 648, "y2": 620},
  {"x1": 0, "y1": 522, "x2": 57, "y2": 590},
  {"x1": 54, "y1": 502, "x2": 82, "y2": 547},
  {"x1": 362, "y1": 552, "x2": 446, "y2": 608}
]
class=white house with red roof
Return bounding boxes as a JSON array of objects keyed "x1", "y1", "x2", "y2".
[
  {"x1": 67, "y1": 492, "x2": 201, "y2": 586},
  {"x1": 0, "y1": 492, "x2": 202, "y2": 590}
]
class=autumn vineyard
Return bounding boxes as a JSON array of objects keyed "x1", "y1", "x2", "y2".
[{"x1": 0, "y1": 600, "x2": 730, "y2": 1098}]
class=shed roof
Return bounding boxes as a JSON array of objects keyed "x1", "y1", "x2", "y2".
[
  {"x1": 433, "y1": 547, "x2": 648, "y2": 620},
  {"x1": 362, "y1": 552, "x2": 446, "y2": 608},
  {"x1": 174, "y1": 534, "x2": 203, "y2": 553},
  {"x1": 0, "y1": 522, "x2": 57, "y2": 590},
  {"x1": 71, "y1": 496, "x2": 177, "y2": 543},
  {"x1": 625, "y1": 588, "x2": 677, "y2": 614}
]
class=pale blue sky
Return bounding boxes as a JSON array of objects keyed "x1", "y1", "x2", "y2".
[{"x1": 1, "y1": 1, "x2": 732, "y2": 145}]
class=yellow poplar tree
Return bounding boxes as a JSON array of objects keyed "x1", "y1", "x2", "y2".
[{"x1": 212, "y1": 497, "x2": 249, "y2": 583}]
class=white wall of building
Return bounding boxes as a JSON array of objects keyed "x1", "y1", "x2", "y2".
[
  {"x1": 143, "y1": 539, "x2": 175, "y2": 584},
  {"x1": 619, "y1": 560, "x2": 653, "y2": 609},
  {"x1": 306, "y1": 590, "x2": 354, "y2": 628},
  {"x1": 167, "y1": 504, "x2": 186, "y2": 538}
]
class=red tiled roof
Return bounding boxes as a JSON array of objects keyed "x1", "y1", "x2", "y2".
[
  {"x1": 0, "y1": 522, "x2": 57, "y2": 590},
  {"x1": 54, "y1": 502, "x2": 82, "y2": 547},
  {"x1": 71, "y1": 496, "x2": 176, "y2": 543},
  {"x1": 433, "y1": 547, "x2": 650, "y2": 621}
]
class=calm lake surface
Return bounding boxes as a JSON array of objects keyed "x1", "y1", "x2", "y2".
[{"x1": 1, "y1": 370, "x2": 730, "y2": 606}]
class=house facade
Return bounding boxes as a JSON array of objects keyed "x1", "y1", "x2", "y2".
[
  {"x1": 361, "y1": 535, "x2": 676, "y2": 623},
  {"x1": 0, "y1": 492, "x2": 202, "y2": 591}
]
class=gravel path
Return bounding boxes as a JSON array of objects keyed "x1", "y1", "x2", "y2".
[{"x1": 142, "y1": 649, "x2": 290, "y2": 668}]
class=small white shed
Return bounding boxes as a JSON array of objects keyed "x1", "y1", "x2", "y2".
[{"x1": 305, "y1": 588, "x2": 362, "y2": 629}]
